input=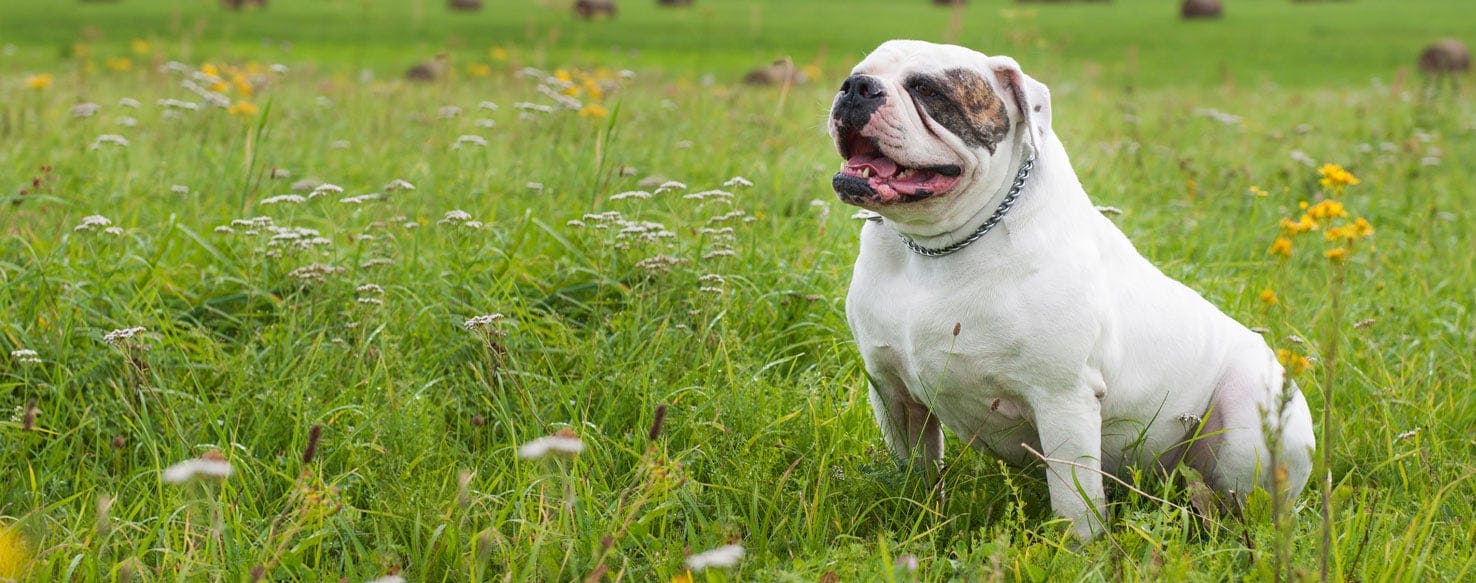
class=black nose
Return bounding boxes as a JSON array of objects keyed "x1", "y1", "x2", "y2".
[{"x1": 834, "y1": 74, "x2": 886, "y2": 128}]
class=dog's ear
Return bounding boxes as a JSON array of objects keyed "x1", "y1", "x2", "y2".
[{"x1": 987, "y1": 56, "x2": 1052, "y2": 155}]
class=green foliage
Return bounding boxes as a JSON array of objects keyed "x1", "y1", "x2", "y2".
[{"x1": 2, "y1": 0, "x2": 1474, "y2": 581}]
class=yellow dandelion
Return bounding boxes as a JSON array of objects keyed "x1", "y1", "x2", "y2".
[
  {"x1": 1276, "y1": 349, "x2": 1312, "y2": 376},
  {"x1": 1259, "y1": 289, "x2": 1279, "y2": 306},
  {"x1": 554, "y1": 69, "x2": 573, "y2": 82},
  {"x1": 489, "y1": 46, "x2": 509, "y2": 61},
  {"x1": 131, "y1": 38, "x2": 152, "y2": 55},
  {"x1": 1249, "y1": 185, "x2": 1269, "y2": 197},
  {"x1": 578, "y1": 103, "x2": 609, "y2": 118},
  {"x1": 467, "y1": 63, "x2": 492, "y2": 77},
  {"x1": 0, "y1": 526, "x2": 30, "y2": 580},
  {"x1": 106, "y1": 57, "x2": 134, "y2": 72},
  {"x1": 1318, "y1": 163, "x2": 1360, "y2": 192},
  {"x1": 1268, "y1": 237, "x2": 1293, "y2": 257},
  {"x1": 228, "y1": 101, "x2": 259, "y2": 117},
  {"x1": 1324, "y1": 247, "x2": 1348, "y2": 262},
  {"x1": 25, "y1": 73, "x2": 53, "y2": 90},
  {"x1": 201, "y1": 63, "x2": 220, "y2": 77}
]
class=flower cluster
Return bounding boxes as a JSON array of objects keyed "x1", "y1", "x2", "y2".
[{"x1": 1267, "y1": 164, "x2": 1371, "y2": 262}]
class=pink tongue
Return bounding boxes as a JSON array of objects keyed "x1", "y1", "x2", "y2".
[{"x1": 847, "y1": 153, "x2": 898, "y2": 177}]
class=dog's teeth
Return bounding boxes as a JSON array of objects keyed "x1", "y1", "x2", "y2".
[
  {"x1": 861, "y1": 167, "x2": 872, "y2": 178},
  {"x1": 897, "y1": 169, "x2": 915, "y2": 180}
]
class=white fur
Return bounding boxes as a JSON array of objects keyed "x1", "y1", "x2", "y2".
[{"x1": 834, "y1": 40, "x2": 1314, "y2": 540}]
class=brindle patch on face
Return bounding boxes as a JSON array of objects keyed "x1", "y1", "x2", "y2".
[{"x1": 905, "y1": 67, "x2": 1011, "y2": 154}]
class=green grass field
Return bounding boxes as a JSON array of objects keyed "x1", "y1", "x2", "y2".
[{"x1": 2, "y1": 0, "x2": 1474, "y2": 580}]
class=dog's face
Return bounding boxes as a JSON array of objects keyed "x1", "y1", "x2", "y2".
[{"x1": 828, "y1": 41, "x2": 1052, "y2": 230}]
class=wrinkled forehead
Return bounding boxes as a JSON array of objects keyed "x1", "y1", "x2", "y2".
[{"x1": 851, "y1": 40, "x2": 992, "y2": 83}]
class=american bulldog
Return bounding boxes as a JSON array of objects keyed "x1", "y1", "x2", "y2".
[{"x1": 829, "y1": 40, "x2": 1315, "y2": 540}]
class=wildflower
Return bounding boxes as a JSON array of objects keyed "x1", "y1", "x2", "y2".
[
  {"x1": 260, "y1": 194, "x2": 305, "y2": 205},
  {"x1": 161, "y1": 451, "x2": 233, "y2": 483},
  {"x1": 578, "y1": 103, "x2": 609, "y2": 118},
  {"x1": 119, "y1": 98, "x2": 141, "y2": 108},
  {"x1": 361, "y1": 257, "x2": 395, "y2": 269},
  {"x1": 384, "y1": 179, "x2": 415, "y2": 191},
  {"x1": 1305, "y1": 200, "x2": 1347, "y2": 221},
  {"x1": 476, "y1": 118, "x2": 496, "y2": 129},
  {"x1": 609, "y1": 190, "x2": 652, "y2": 201},
  {"x1": 1276, "y1": 348, "x2": 1312, "y2": 376},
  {"x1": 115, "y1": 116, "x2": 138, "y2": 127},
  {"x1": 104, "y1": 227, "x2": 124, "y2": 236},
  {"x1": 10, "y1": 349, "x2": 41, "y2": 365},
  {"x1": 103, "y1": 326, "x2": 147, "y2": 345},
  {"x1": 698, "y1": 287, "x2": 724, "y2": 294},
  {"x1": 467, "y1": 63, "x2": 493, "y2": 77},
  {"x1": 895, "y1": 555, "x2": 919, "y2": 573},
  {"x1": 635, "y1": 255, "x2": 687, "y2": 272},
  {"x1": 440, "y1": 210, "x2": 473, "y2": 224},
  {"x1": 490, "y1": 47, "x2": 509, "y2": 61},
  {"x1": 438, "y1": 105, "x2": 463, "y2": 119},
  {"x1": 453, "y1": 135, "x2": 488, "y2": 148},
  {"x1": 685, "y1": 189, "x2": 734, "y2": 201},
  {"x1": 131, "y1": 38, "x2": 151, "y2": 55},
  {"x1": 309, "y1": 183, "x2": 343, "y2": 198},
  {"x1": 478, "y1": 101, "x2": 499, "y2": 111},
  {"x1": 339, "y1": 194, "x2": 381, "y2": 204},
  {"x1": 464, "y1": 313, "x2": 505, "y2": 331},
  {"x1": 702, "y1": 249, "x2": 738, "y2": 259},
  {"x1": 25, "y1": 73, "x2": 52, "y2": 90},
  {"x1": 1289, "y1": 150, "x2": 1315, "y2": 167},
  {"x1": 1395, "y1": 428, "x2": 1420, "y2": 441},
  {"x1": 356, "y1": 284, "x2": 385, "y2": 295},
  {"x1": 1267, "y1": 237, "x2": 1292, "y2": 257},
  {"x1": 698, "y1": 274, "x2": 726, "y2": 284},
  {"x1": 287, "y1": 264, "x2": 346, "y2": 283},
  {"x1": 1324, "y1": 247, "x2": 1348, "y2": 261},
  {"x1": 723, "y1": 176, "x2": 754, "y2": 188},
  {"x1": 157, "y1": 98, "x2": 200, "y2": 111},
  {"x1": 1279, "y1": 215, "x2": 1318, "y2": 235},
  {"x1": 106, "y1": 57, "x2": 134, "y2": 72},
  {"x1": 566, "y1": 220, "x2": 586, "y2": 228},
  {"x1": 330, "y1": 139, "x2": 350, "y2": 149},
  {"x1": 654, "y1": 181, "x2": 688, "y2": 194},
  {"x1": 355, "y1": 297, "x2": 383, "y2": 306},
  {"x1": 89, "y1": 134, "x2": 130, "y2": 149},
  {"x1": 214, "y1": 226, "x2": 235, "y2": 234},
  {"x1": 75, "y1": 215, "x2": 113, "y2": 231},
  {"x1": 685, "y1": 544, "x2": 744, "y2": 571},
  {"x1": 1258, "y1": 289, "x2": 1278, "y2": 306},
  {"x1": 1248, "y1": 185, "x2": 1268, "y2": 197},
  {"x1": 71, "y1": 103, "x2": 102, "y2": 118},
  {"x1": 228, "y1": 101, "x2": 260, "y2": 117},
  {"x1": 518, "y1": 428, "x2": 584, "y2": 459},
  {"x1": 1317, "y1": 163, "x2": 1360, "y2": 192}
]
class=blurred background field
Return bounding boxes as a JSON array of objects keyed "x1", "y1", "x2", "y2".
[{"x1": 1, "y1": 1, "x2": 1473, "y2": 581}]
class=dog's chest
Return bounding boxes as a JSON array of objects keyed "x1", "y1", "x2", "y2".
[{"x1": 846, "y1": 261, "x2": 1036, "y2": 424}]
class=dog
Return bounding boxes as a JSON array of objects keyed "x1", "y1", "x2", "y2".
[{"x1": 829, "y1": 40, "x2": 1315, "y2": 540}]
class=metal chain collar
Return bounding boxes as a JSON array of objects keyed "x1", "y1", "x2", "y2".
[{"x1": 894, "y1": 155, "x2": 1036, "y2": 258}]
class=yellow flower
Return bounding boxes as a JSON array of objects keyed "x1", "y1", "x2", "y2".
[
  {"x1": 0, "y1": 526, "x2": 29, "y2": 580},
  {"x1": 25, "y1": 73, "x2": 53, "y2": 90},
  {"x1": 1279, "y1": 215, "x2": 1318, "y2": 235},
  {"x1": 554, "y1": 69, "x2": 572, "y2": 82},
  {"x1": 228, "y1": 101, "x2": 259, "y2": 117},
  {"x1": 107, "y1": 57, "x2": 134, "y2": 72},
  {"x1": 1324, "y1": 247, "x2": 1348, "y2": 261},
  {"x1": 1259, "y1": 289, "x2": 1279, "y2": 306},
  {"x1": 467, "y1": 63, "x2": 492, "y2": 77},
  {"x1": 1249, "y1": 185, "x2": 1269, "y2": 197},
  {"x1": 1276, "y1": 349, "x2": 1311, "y2": 376},
  {"x1": 1318, "y1": 163, "x2": 1360, "y2": 192},
  {"x1": 1305, "y1": 200, "x2": 1347, "y2": 221},
  {"x1": 201, "y1": 63, "x2": 220, "y2": 77},
  {"x1": 578, "y1": 103, "x2": 609, "y2": 118},
  {"x1": 1350, "y1": 217, "x2": 1374, "y2": 238},
  {"x1": 1268, "y1": 237, "x2": 1293, "y2": 257},
  {"x1": 583, "y1": 80, "x2": 604, "y2": 100},
  {"x1": 670, "y1": 572, "x2": 694, "y2": 583},
  {"x1": 489, "y1": 46, "x2": 509, "y2": 61},
  {"x1": 131, "y1": 38, "x2": 152, "y2": 55},
  {"x1": 562, "y1": 84, "x2": 582, "y2": 97}
]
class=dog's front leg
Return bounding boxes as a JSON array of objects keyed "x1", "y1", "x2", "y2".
[
  {"x1": 868, "y1": 377, "x2": 943, "y2": 471},
  {"x1": 1033, "y1": 389, "x2": 1107, "y2": 541}
]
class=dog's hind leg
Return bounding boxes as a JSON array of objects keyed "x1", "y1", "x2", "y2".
[{"x1": 1186, "y1": 356, "x2": 1315, "y2": 504}]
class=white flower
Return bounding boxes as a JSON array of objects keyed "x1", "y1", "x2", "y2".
[
  {"x1": 90, "y1": 134, "x2": 130, "y2": 149},
  {"x1": 475, "y1": 118, "x2": 496, "y2": 129},
  {"x1": 10, "y1": 349, "x2": 41, "y2": 364},
  {"x1": 118, "y1": 98, "x2": 141, "y2": 108},
  {"x1": 161, "y1": 455, "x2": 233, "y2": 484},
  {"x1": 330, "y1": 139, "x2": 351, "y2": 150},
  {"x1": 1396, "y1": 428, "x2": 1420, "y2": 441},
  {"x1": 156, "y1": 98, "x2": 199, "y2": 111},
  {"x1": 440, "y1": 210, "x2": 473, "y2": 224},
  {"x1": 526, "y1": 182, "x2": 544, "y2": 191},
  {"x1": 517, "y1": 435, "x2": 585, "y2": 459},
  {"x1": 463, "y1": 313, "x2": 504, "y2": 330},
  {"x1": 438, "y1": 105, "x2": 463, "y2": 119},
  {"x1": 723, "y1": 176, "x2": 754, "y2": 188},
  {"x1": 115, "y1": 116, "x2": 138, "y2": 127},
  {"x1": 356, "y1": 284, "x2": 385, "y2": 295},
  {"x1": 269, "y1": 168, "x2": 291, "y2": 179},
  {"x1": 513, "y1": 101, "x2": 554, "y2": 113},
  {"x1": 214, "y1": 226, "x2": 235, "y2": 234},
  {"x1": 566, "y1": 220, "x2": 586, "y2": 228},
  {"x1": 339, "y1": 193, "x2": 381, "y2": 204},
  {"x1": 462, "y1": 221, "x2": 484, "y2": 230},
  {"x1": 366, "y1": 576, "x2": 406, "y2": 583},
  {"x1": 384, "y1": 179, "x2": 416, "y2": 191},
  {"x1": 269, "y1": 63, "x2": 289, "y2": 74},
  {"x1": 453, "y1": 135, "x2": 488, "y2": 148},
  {"x1": 71, "y1": 103, "x2": 102, "y2": 118},
  {"x1": 288, "y1": 263, "x2": 346, "y2": 282},
  {"x1": 171, "y1": 184, "x2": 190, "y2": 194},
  {"x1": 698, "y1": 274, "x2": 725, "y2": 284},
  {"x1": 103, "y1": 326, "x2": 147, "y2": 345},
  {"x1": 1191, "y1": 107, "x2": 1241, "y2": 126},
  {"x1": 310, "y1": 183, "x2": 344, "y2": 198},
  {"x1": 103, "y1": 226, "x2": 124, "y2": 236},
  {"x1": 355, "y1": 297, "x2": 384, "y2": 305},
  {"x1": 75, "y1": 215, "x2": 113, "y2": 231},
  {"x1": 609, "y1": 190, "x2": 652, "y2": 201},
  {"x1": 675, "y1": 140, "x2": 694, "y2": 149},
  {"x1": 1289, "y1": 150, "x2": 1316, "y2": 167},
  {"x1": 702, "y1": 249, "x2": 737, "y2": 259},
  {"x1": 654, "y1": 181, "x2": 687, "y2": 194},
  {"x1": 260, "y1": 194, "x2": 305, "y2": 205},
  {"x1": 684, "y1": 189, "x2": 733, "y2": 201},
  {"x1": 685, "y1": 544, "x2": 744, "y2": 571},
  {"x1": 361, "y1": 257, "x2": 395, "y2": 269},
  {"x1": 698, "y1": 287, "x2": 724, "y2": 294},
  {"x1": 477, "y1": 101, "x2": 500, "y2": 111}
]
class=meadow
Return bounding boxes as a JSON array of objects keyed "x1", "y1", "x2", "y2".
[{"x1": 2, "y1": 0, "x2": 1474, "y2": 580}]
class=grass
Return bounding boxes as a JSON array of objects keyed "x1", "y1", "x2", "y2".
[{"x1": 2, "y1": 0, "x2": 1474, "y2": 580}]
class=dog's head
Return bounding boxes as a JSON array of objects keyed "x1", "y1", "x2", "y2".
[{"x1": 829, "y1": 40, "x2": 1052, "y2": 230}]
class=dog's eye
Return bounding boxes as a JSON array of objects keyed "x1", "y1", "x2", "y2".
[{"x1": 911, "y1": 83, "x2": 936, "y2": 98}]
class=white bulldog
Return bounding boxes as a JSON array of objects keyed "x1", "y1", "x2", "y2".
[{"x1": 829, "y1": 40, "x2": 1315, "y2": 540}]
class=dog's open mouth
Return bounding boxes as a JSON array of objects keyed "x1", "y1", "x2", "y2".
[{"x1": 834, "y1": 130, "x2": 962, "y2": 204}]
